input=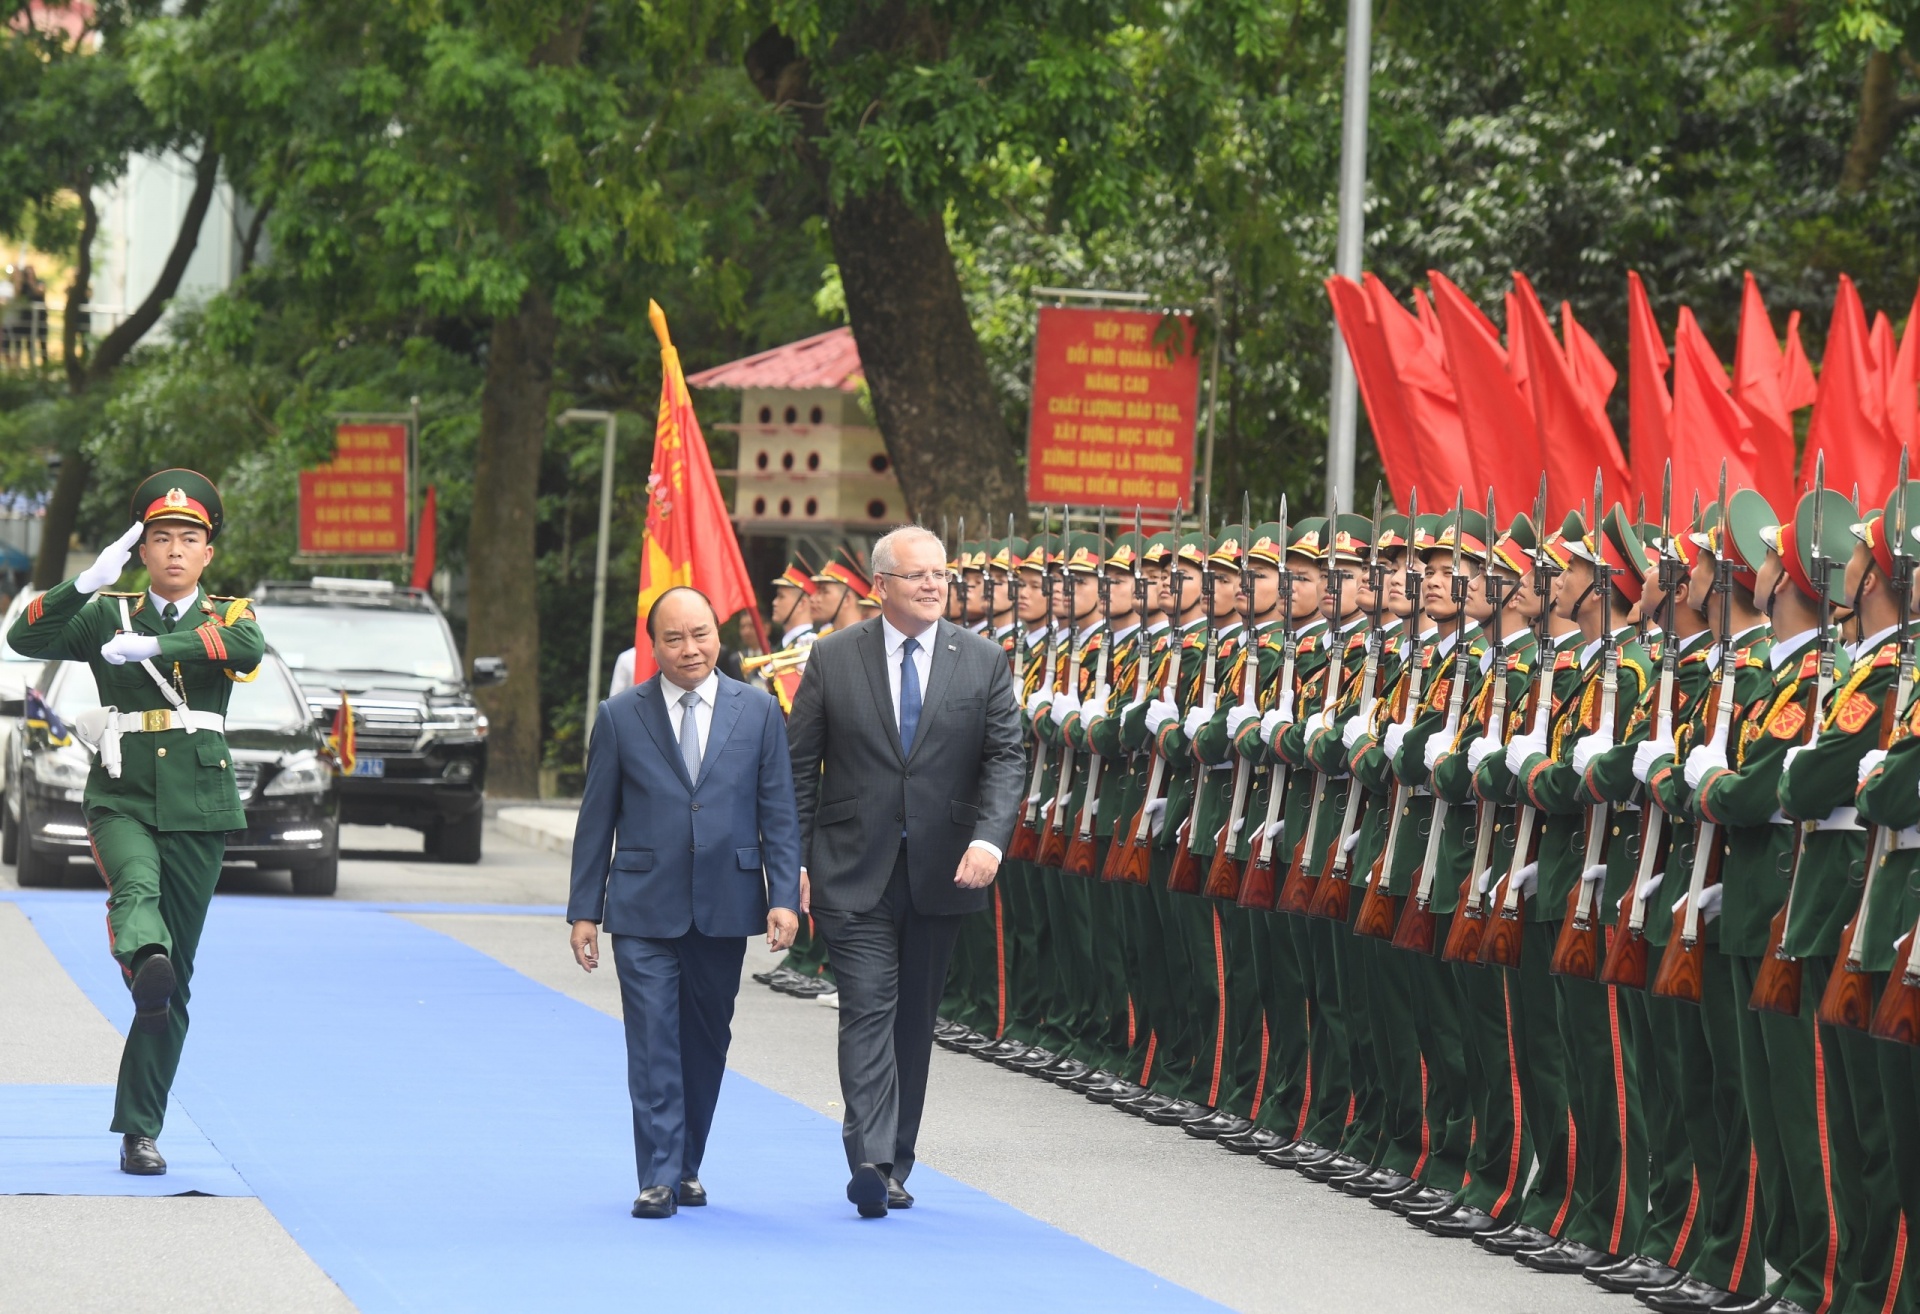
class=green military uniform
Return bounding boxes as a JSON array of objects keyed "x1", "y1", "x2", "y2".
[{"x1": 8, "y1": 470, "x2": 265, "y2": 1159}]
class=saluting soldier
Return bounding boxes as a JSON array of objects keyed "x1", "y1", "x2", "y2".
[{"x1": 8, "y1": 470, "x2": 265, "y2": 1176}]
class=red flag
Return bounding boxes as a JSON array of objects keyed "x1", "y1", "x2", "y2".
[
  {"x1": 1872, "y1": 311, "x2": 1897, "y2": 382},
  {"x1": 634, "y1": 300, "x2": 769, "y2": 682},
  {"x1": 1804, "y1": 275, "x2": 1897, "y2": 503},
  {"x1": 1364, "y1": 276, "x2": 1476, "y2": 504},
  {"x1": 1327, "y1": 277, "x2": 1421, "y2": 509},
  {"x1": 1625, "y1": 272, "x2": 1672, "y2": 513},
  {"x1": 1887, "y1": 284, "x2": 1920, "y2": 447},
  {"x1": 1427, "y1": 272, "x2": 1539, "y2": 521},
  {"x1": 1672, "y1": 307, "x2": 1760, "y2": 509},
  {"x1": 1505, "y1": 292, "x2": 1533, "y2": 409},
  {"x1": 1561, "y1": 300, "x2": 1618, "y2": 424},
  {"x1": 409, "y1": 485, "x2": 437, "y2": 592},
  {"x1": 1509, "y1": 273, "x2": 1629, "y2": 520},
  {"x1": 1781, "y1": 310, "x2": 1818, "y2": 411},
  {"x1": 1732, "y1": 274, "x2": 1796, "y2": 510}
]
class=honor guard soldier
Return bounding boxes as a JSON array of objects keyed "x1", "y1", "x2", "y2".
[{"x1": 8, "y1": 470, "x2": 265, "y2": 1176}]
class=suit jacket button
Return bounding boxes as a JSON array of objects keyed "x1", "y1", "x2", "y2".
[
  {"x1": 691, "y1": 803, "x2": 701, "y2": 811},
  {"x1": 157, "y1": 747, "x2": 167, "y2": 758}
]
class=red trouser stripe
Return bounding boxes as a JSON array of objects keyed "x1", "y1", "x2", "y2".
[
  {"x1": 1551, "y1": 1111, "x2": 1578, "y2": 1237},
  {"x1": 1294, "y1": 1000, "x2": 1314, "y2": 1141},
  {"x1": 1881, "y1": 1215, "x2": 1908, "y2": 1314},
  {"x1": 1491, "y1": 975, "x2": 1525, "y2": 1217},
  {"x1": 992, "y1": 885, "x2": 1007, "y2": 1039},
  {"x1": 1608, "y1": 980, "x2": 1631, "y2": 1255},
  {"x1": 1206, "y1": 906, "x2": 1227, "y2": 1109},
  {"x1": 1729, "y1": 1146, "x2": 1759, "y2": 1293},
  {"x1": 1412, "y1": 1056, "x2": 1430, "y2": 1179},
  {"x1": 1668, "y1": 1170, "x2": 1701, "y2": 1269},
  {"x1": 1813, "y1": 1027, "x2": 1841, "y2": 1314},
  {"x1": 1249, "y1": 1017, "x2": 1271, "y2": 1120},
  {"x1": 1139, "y1": 1031, "x2": 1158, "y2": 1087}
]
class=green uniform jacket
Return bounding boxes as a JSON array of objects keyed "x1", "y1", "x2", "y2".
[
  {"x1": 1621, "y1": 630, "x2": 1716, "y2": 945},
  {"x1": 1357, "y1": 627, "x2": 1439, "y2": 897},
  {"x1": 8, "y1": 582, "x2": 266, "y2": 831},
  {"x1": 1434, "y1": 627, "x2": 1537, "y2": 904},
  {"x1": 1855, "y1": 678, "x2": 1920, "y2": 971},
  {"x1": 1389, "y1": 625, "x2": 1481, "y2": 906},
  {"x1": 1154, "y1": 620, "x2": 1210, "y2": 853}
]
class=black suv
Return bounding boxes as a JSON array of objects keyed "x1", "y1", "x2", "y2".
[
  {"x1": 252, "y1": 578, "x2": 504, "y2": 862},
  {"x1": 7, "y1": 651, "x2": 342, "y2": 893}
]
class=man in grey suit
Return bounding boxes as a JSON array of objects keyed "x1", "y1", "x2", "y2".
[
  {"x1": 787, "y1": 526, "x2": 1025, "y2": 1218},
  {"x1": 568, "y1": 588, "x2": 803, "y2": 1219}
]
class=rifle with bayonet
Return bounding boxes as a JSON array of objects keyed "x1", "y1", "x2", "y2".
[
  {"x1": 1103, "y1": 505, "x2": 1153, "y2": 881},
  {"x1": 1237, "y1": 495, "x2": 1296, "y2": 910},
  {"x1": 1039, "y1": 507, "x2": 1082, "y2": 868},
  {"x1": 1394, "y1": 490, "x2": 1471, "y2": 954},
  {"x1": 1751, "y1": 455, "x2": 1839, "y2": 1017},
  {"x1": 1552, "y1": 471, "x2": 1621, "y2": 980},
  {"x1": 1603, "y1": 463, "x2": 1678, "y2": 989},
  {"x1": 1206, "y1": 494, "x2": 1262, "y2": 898},
  {"x1": 1167, "y1": 495, "x2": 1216, "y2": 895},
  {"x1": 1116, "y1": 502, "x2": 1185, "y2": 886},
  {"x1": 1354, "y1": 488, "x2": 1423, "y2": 940},
  {"x1": 1311, "y1": 484, "x2": 1388, "y2": 920},
  {"x1": 1009, "y1": 507, "x2": 1057, "y2": 862},
  {"x1": 1654, "y1": 462, "x2": 1737, "y2": 1002},
  {"x1": 1064, "y1": 509, "x2": 1113, "y2": 876},
  {"x1": 1478, "y1": 482, "x2": 1568, "y2": 970},
  {"x1": 1444, "y1": 483, "x2": 1519, "y2": 964},
  {"x1": 1278, "y1": 485, "x2": 1351, "y2": 914}
]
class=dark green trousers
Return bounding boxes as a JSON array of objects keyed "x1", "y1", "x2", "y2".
[
  {"x1": 1805, "y1": 958, "x2": 1900, "y2": 1314},
  {"x1": 88, "y1": 811, "x2": 226, "y2": 1140},
  {"x1": 1347, "y1": 926, "x2": 1424, "y2": 1175},
  {"x1": 1405, "y1": 932, "x2": 1473, "y2": 1192},
  {"x1": 1553, "y1": 966, "x2": 1644, "y2": 1257},
  {"x1": 1152, "y1": 848, "x2": 1218, "y2": 1105},
  {"x1": 1249, "y1": 906, "x2": 1309, "y2": 1135},
  {"x1": 1672, "y1": 945, "x2": 1766, "y2": 1297},
  {"x1": 1510, "y1": 915, "x2": 1577, "y2": 1235},
  {"x1": 1630, "y1": 972, "x2": 1706, "y2": 1277},
  {"x1": 1876, "y1": 1019, "x2": 1920, "y2": 1314},
  {"x1": 1001, "y1": 861, "x2": 1049, "y2": 1046},
  {"x1": 1456, "y1": 956, "x2": 1530, "y2": 1221}
]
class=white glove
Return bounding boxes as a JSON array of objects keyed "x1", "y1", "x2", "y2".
[
  {"x1": 1309, "y1": 707, "x2": 1336, "y2": 738},
  {"x1": 1467, "y1": 736, "x2": 1502, "y2": 772},
  {"x1": 1635, "y1": 870, "x2": 1664, "y2": 904},
  {"x1": 1505, "y1": 732, "x2": 1546, "y2": 777},
  {"x1": 1025, "y1": 690, "x2": 1051, "y2": 719},
  {"x1": 1690, "y1": 883, "x2": 1723, "y2": 923},
  {"x1": 1342, "y1": 828, "x2": 1361, "y2": 854},
  {"x1": 100, "y1": 633, "x2": 161, "y2": 666},
  {"x1": 1226, "y1": 705, "x2": 1260, "y2": 738},
  {"x1": 1144, "y1": 699, "x2": 1178, "y2": 735},
  {"x1": 1082, "y1": 693, "x2": 1110, "y2": 724},
  {"x1": 1781, "y1": 744, "x2": 1806, "y2": 778},
  {"x1": 1423, "y1": 733, "x2": 1450, "y2": 772},
  {"x1": 1860, "y1": 747, "x2": 1889, "y2": 785},
  {"x1": 1260, "y1": 708, "x2": 1287, "y2": 742},
  {"x1": 1264, "y1": 819, "x2": 1285, "y2": 842},
  {"x1": 1511, "y1": 861, "x2": 1539, "y2": 898},
  {"x1": 1273, "y1": 692, "x2": 1296, "y2": 725},
  {"x1": 1580, "y1": 863, "x2": 1606, "y2": 885},
  {"x1": 75, "y1": 522, "x2": 144, "y2": 594},
  {"x1": 1683, "y1": 743, "x2": 1727, "y2": 790},
  {"x1": 1383, "y1": 722, "x2": 1409, "y2": 759},
  {"x1": 1049, "y1": 691, "x2": 1080, "y2": 726},
  {"x1": 1632, "y1": 735, "x2": 1674, "y2": 784},
  {"x1": 1182, "y1": 704, "x2": 1211, "y2": 740},
  {"x1": 1142, "y1": 796, "x2": 1168, "y2": 838},
  {"x1": 1476, "y1": 860, "x2": 1496, "y2": 894},
  {"x1": 1342, "y1": 717, "x2": 1368, "y2": 750},
  {"x1": 1570, "y1": 733, "x2": 1614, "y2": 777}
]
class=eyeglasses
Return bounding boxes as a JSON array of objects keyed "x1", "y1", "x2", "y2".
[{"x1": 877, "y1": 570, "x2": 949, "y2": 588}]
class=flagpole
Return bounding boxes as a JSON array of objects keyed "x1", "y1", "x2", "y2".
[
  {"x1": 562, "y1": 407, "x2": 619, "y2": 756},
  {"x1": 1327, "y1": 0, "x2": 1373, "y2": 514}
]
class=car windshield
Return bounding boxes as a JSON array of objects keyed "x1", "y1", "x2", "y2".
[
  {"x1": 49, "y1": 658, "x2": 312, "y2": 731},
  {"x1": 254, "y1": 605, "x2": 459, "y2": 681}
]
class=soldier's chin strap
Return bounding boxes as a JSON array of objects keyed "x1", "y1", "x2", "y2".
[{"x1": 117, "y1": 597, "x2": 195, "y2": 732}]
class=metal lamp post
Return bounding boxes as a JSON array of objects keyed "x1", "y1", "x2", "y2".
[{"x1": 559, "y1": 408, "x2": 619, "y2": 756}]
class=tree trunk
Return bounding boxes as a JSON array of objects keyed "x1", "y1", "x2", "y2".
[
  {"x1": 745, "y1": 23, "x2": 1025, "y2": 530},
  {"x1": 466, "y1": 287, "x2": 556, "y2": 798},
  {"x1": 827, "y1": 189, "x2": 1026, "y2": 527},
  {"x1": 1840, "y1": 49, "x2": 1920, "y2": 196}
]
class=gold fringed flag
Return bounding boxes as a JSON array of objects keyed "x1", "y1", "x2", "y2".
[
  {"x1": 634, "y1": 300, "x2": 767, "y2": 680},
  {"x1": 327, "y1": 692, "x2": 356, "y2": 776}
]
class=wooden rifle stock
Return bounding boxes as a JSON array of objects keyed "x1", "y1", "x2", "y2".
[
  {"x1": 1062, "y1": 828, "x2": 1100, "y2": 876},
  {"x1": 1353, "y1": 856, "x2": 1401, "y2": 940},
  {"x1": 1748, "y1": 900, "x2": 1802, "y2": 1016},
  {"x1": 1203, "y1": 813, "x2": 1244, "y2": 899},
  {"x1": 1390, "y1": 875, "x2": 1439, "y2": 954},
  {"x1": 1818, "y1": 916, "x2": 1877, "y2": 1030},
  {"x1": 1650, "y1": 833, "x2": 1721, "y2": 1004},
  {"x1": 1010, "y1": 815, "x2": 1041, "y2": 862},
  {"x1": 1276, "y1": 825, "x2": 1319, "y2": 914},
  {"x1": 1236, "y1": 823, "x2": 1279, "y2": 910},
  {"x1": 1870, "y1": 929, "x2": 1920, "y2": 1044},
  {"x1": 1306, "y1": 827, "x2": 1353, "y2": 921},
  {"x1": 1440, "y1": 866, "x2": 1489, "y2": 963},
  {"x1": 1037, "y1": 806, "x2": 1070, "y2": 868},
  {"x1": 1549, "y1": 878, "x2": 1602, "y2": 979},
  {"x1": 1167, "y1": 818, "x2": 1204, "y2": 894},
  {"x1": 1599, "y1": 808, "x2": 1662, "y2": 989},
  {"x1": 1475, "y1": 812, "x2": 1538, "y2": 970}
]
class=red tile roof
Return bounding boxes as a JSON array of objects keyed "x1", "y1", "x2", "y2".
[{"x1": 685, "y1": 327, "x2": 863, "y2": 393}]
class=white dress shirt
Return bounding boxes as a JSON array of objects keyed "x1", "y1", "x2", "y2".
[
  {"x1": 663, "y1": 669, "x2": 719, "y2": 767},
  {"x1": 148, "y1": 586, "x2": 200, "y2": 622},
  {"x1": 881, "y1": 615, "x2": 1000, "y2": 862}
]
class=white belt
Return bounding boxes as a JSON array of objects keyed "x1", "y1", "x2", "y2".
[
  {"x1": 1889, "y1": 826, "x2": 1920, "y2": 852},
  {"x1": 1810, "y1": 807, "x2": 1864, "y2": 833},
  {"x1": 112, "y1": 709, "x2": 224, "y2": 734}
]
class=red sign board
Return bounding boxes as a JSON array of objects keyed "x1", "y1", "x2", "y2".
[
  {"x1": 299, "y1": 423, "x2": 409, "y2": 556},
  {"x1": 1026, "y1": 306, "x2": 1200, "y2": 510}
]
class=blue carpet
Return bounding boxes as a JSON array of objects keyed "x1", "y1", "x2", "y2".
[
  {"x1": 17, "y1": 893, "x2": 1217, "y2": 1313},
  {"x1": 0, "y1": 1085, "x2": 253, "y2": 1196}
]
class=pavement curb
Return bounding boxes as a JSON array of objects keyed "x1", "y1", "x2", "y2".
[{"x1": 494, "y1": 807, "x2": 577, "y2": 858}]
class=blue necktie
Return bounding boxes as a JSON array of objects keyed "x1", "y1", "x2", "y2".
[
  {"x1": 898, "y1": 636, "x2": 921, "y2": 756},
  {"x1": 678, "y1": 690, "x2": 703, "y2": 784}
]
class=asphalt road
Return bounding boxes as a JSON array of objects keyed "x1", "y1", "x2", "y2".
[{"x1": 2, "y1": 820, "x2": 1627, "y2": 1314}]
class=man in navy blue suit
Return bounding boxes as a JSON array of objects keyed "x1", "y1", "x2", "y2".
[{"x1": 568, "y1": 587, "x2": 803, "y2": 1219}]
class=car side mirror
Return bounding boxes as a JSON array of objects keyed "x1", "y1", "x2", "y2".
[
  {"x1": 0, "y1": 699, "x2": 22, "y2": 718},
  {"x1": 471, "y1": 656, "x2": 508, "y2": 687}
]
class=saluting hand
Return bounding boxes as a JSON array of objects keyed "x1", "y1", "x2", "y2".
[{"x1": 76, "y1": 522, "x2": 144, "y2": 595}]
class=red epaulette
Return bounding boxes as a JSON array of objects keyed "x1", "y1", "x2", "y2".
[
  {"x1": 1798, "y1": 650, "x2": 1820, "y2": 680},
  {"x1": 1298, "y1": 634, "x2": 1318, "y2": 655},
  {"x1": 1554, "y1": 650, "x2": 1578, "y2": 671},
  {"x1": 1873, "y1": 643, "x2": 1900, "y2": 669}
]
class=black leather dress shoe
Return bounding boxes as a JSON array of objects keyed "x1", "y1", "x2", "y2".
[
  {"x1": 1424, "y1": 1204, "x2": 1502, "y2": 1237},
  {"x1": 1067, "y1": 1068, "x2": 1115, "y2": 1093},
  {"x1": 1221, "y1": 1128, "x2": 1287, "y2": 1155},
  {"x1": 1044, "y1": 1058, "x2": 1093, "y2": 1084},
  {"x1": 632, "y1": 1186, "x2": 676, "y2": 1218},
  {"x1": 1297, "y1": 1151, "x2": 1363, "y2": 1181},
  {"x1": 1518, "y1": 1239, "x2": 1612, "y2": 1273},
  {"x1": 1344, "y1": 1170, "x2": 1409, "y2": 1198},
  {"x1": 1001, "y1": 1046, "x2": 1055, "y2": 1071},
  {"x1": 1405, "y1": 1195, "x2": 1466, "y2": 1225},
  {"x1": 1370, "y1": 1177, "x2": 1430, "y2": 1208},
  {"x1": 1259, "y1": 1139, "x2": 1329, "y2": 1168},
  {"x1": 886, "y1": 1177, "x2": 913, "y2": 1210},
  {"x1": 676, "y1": 1177, "x2": 706, "y2": 1207},
  {"x1": 1387, "y1": 1185, "x2": 1454, "y2": 1216},
  {"x1": 119, "y1": 1134, "x2": 165, "y2": 1176},
  {"x1": 131, "y1": 952, "x2": 175, "y2": 1036},
  {"x1": 1476, "y1": 1221, "x2": 1553, "y2": 1254},
  {"x1": 1588, "y1": 1255, "x2": 1679, "y2": 1294},
  {"x1": 847, "y1": 1163, "x2": 889, "y2": 1219},
  {"x1": 1088, "y1": 1080, "x2": 1146, "y2": 1105},
  {"x1": 1143, "y1": 1099, "x2": 1209, "y2": 1126},
  {"x1": 751, "y1": 967, "x2": 779, "y2": 985},
  {"x1": 950, "y1": 1030, "x2": 996, "y2": 1052},
  {"x1": 1636, "y1": 1276, "x2": 1737, "y2": 1311},
  {"x1": 1115, "y1": 1091, "x2": 1173, "y2": 1116},
  {"x1": 1184, "y1": 1111, "x2": 1253, "y2": 1140},
  {"x1": 979, "y1": 1038, "x2": 1027, "y2": 1061},
  {"x1": 778, "y1": 976, "x2": 832, "y2": 998}
]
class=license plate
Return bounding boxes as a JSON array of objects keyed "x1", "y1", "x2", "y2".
[{"x1": 352, "y1": 756, "x2": 386, "y2": 778}]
